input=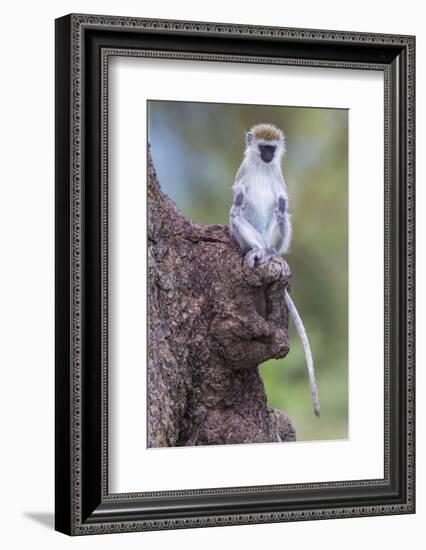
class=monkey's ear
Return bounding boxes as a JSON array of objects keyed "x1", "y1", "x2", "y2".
[{"x1": 246, "y1": 131, "x2": 253, "y2": 146}]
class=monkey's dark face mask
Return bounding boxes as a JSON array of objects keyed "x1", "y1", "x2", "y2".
[{"x1": 259, "y1": 144, "x2": 276, "y2": 163}]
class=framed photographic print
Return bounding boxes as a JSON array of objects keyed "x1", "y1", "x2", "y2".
[{"x1": 55, "y1": 14, "x2": 415, "y2": 535}]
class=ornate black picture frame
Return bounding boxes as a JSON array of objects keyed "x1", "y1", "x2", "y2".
[{"x1": 55, "y1": 13, "x2": 415, "y2": 535}]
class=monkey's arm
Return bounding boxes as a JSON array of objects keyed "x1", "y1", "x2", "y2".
[{"x1": 230, "y1": 185, "x2": 265, "y2": 251}]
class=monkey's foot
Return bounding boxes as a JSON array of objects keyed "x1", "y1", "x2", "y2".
[{"x1": 245, "y1": 247, "x2": 277, "y2": 269}]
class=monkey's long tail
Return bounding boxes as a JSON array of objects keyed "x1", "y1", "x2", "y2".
[{"x1": 284, "y1": 289, "x2": 320, "y2": 417}]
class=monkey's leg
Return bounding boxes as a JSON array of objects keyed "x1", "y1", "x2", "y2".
[
  {"x1": 230, "y1": 190, "x2": 275, "y2": 267},
  {"x1": 230, "y1": 190, "x2": 265, "y2": 252},
  {"x1": 230, "y1": 214, "x2": 265, "y2": 264},
  {"x1": 245, "y1": 247, "x2": 277, "y2": 269},
  {"x1": 230, "y1": 212, "x2": 272, "y2": 268},
  {"x1": 266, "y1": 196, "x2": 291, "y2": 254}
]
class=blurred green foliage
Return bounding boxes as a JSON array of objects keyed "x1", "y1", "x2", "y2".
[{"x1": 148, "y1": 100, "x2": 348, "y2": 441}]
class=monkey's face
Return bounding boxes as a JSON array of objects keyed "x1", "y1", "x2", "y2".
[
  {"x1": 246, "y1": 125, "x2": 285, "y2": 165},
  {"x1": 246, "y1": 137, "x2": 284, "y2": 165},
  {"x1": 258, "y1": 143, "x2": 276, "y2": 163}
]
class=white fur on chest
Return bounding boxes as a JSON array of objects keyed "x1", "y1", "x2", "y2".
[{"x1": 243, "y1": 166, "x2": 283, "y2": 235}]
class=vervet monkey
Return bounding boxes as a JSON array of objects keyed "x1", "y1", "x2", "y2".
[{"x1": 230, "y1": 123, "x2": 320, "y2": 417}]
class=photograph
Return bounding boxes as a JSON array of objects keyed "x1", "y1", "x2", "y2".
[
  {"x1": 53, "y1": 12, "x2": 415, "y2": 536},
  {"x1": 147, "y1": 100, "x2": 349, "y2": 448}
]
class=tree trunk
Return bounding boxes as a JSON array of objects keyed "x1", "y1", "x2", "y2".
[{"x1": 147, "y1": 145, "x2": 295, "y2": 447}]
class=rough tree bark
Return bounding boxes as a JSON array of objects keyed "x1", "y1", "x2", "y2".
[{"x1": 147, "y1": 145, "x2": 295, "y2": 447}]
